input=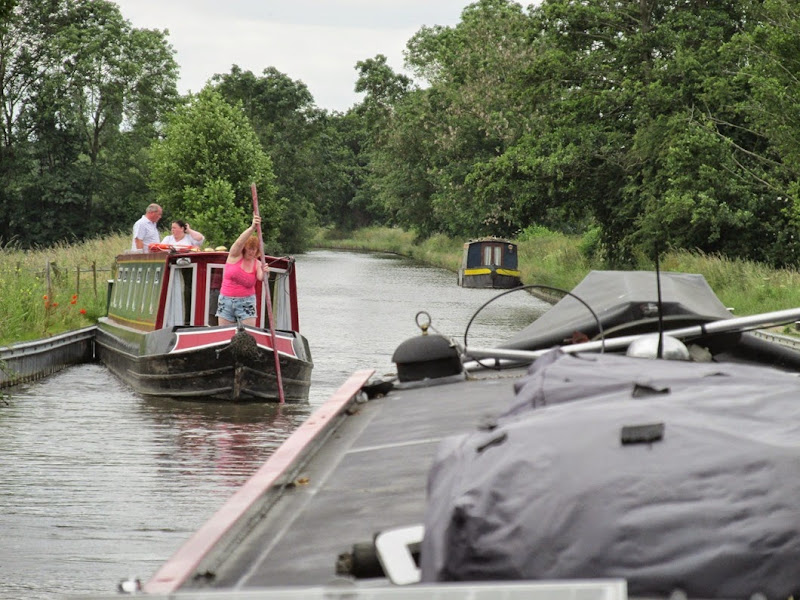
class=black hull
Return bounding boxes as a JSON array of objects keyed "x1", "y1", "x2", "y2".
[
  {"x1": 459, "y1": 271, "x2": 522, "y2": 289},
  {"x1": 96, "y1": 322, "x2": 313, "y2": 403}
]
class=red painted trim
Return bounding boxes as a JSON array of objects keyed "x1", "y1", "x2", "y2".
[
  {"x1": 143, "y1": 369, "x2": 375, "y2": 595},
  {"x1": 170, "y1": 328, "x2": 298, "y2": 358}
]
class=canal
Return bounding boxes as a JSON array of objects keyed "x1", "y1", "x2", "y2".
[{"x1": 0, "y1": 249, "x2": 548, "y2": 599}]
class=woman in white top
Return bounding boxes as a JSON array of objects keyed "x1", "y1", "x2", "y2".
[{"x1": 161, "y1": 220, "x2": 205, "y2": 248}]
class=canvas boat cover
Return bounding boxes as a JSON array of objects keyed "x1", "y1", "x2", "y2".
[
  {"x1": 421, "y1": 350, "x2": 800, "y2": 599},
  {"x1": 501, "y1": 271, "x2": 733, "y2": 351}
]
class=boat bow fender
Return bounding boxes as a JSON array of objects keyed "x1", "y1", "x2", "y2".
[{"x1": 392, "y1": 334, "x2": 464, "y2": 385}]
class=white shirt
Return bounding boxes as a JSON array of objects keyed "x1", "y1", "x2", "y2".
[
  {"x1": 162, "y1": 234, "x2": 203, "y2": 248},
  {"x1": 131, "y1": 215, "x2": 160, "y2": 251}
]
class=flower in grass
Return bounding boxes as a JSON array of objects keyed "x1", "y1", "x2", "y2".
[
  {"x1": 79, "y1": 308, "x2": 87, "y2": 315},
  {"x1": 70, "y1": 294, "x2": 78, "y2": 305},
  {"x1": 52, "y1": 302, "x2": 58, "y2": 308}
]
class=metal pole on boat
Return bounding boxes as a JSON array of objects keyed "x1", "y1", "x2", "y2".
[{"x1": 251, "y1": 183, "x2": 285, "y2": 404}]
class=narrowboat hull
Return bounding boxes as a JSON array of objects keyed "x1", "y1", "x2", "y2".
[
  {"x1": 96, "y1": 318, "x2": 313, "y2": 402},
  {"x1": 458, "y1": 266, "x2": 522, "y2": 288}
]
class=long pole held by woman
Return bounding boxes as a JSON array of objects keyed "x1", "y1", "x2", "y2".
[{"x1": 251, "y1": 183, "x2": 285, "y2": 404}]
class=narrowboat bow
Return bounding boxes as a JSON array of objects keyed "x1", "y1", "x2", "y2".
[
  {"x1": 458, "y1": 237, "x2": 522, "y2": 288},
  {"x1": 141, "y1": 270, "x2": 800, "y2": 599},
  {"x1": 96, "y1": 249, "x2": 312, "y2": 402}
]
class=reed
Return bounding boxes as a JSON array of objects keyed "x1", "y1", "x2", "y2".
[{"x1": 0, "y1": 234, "x2": 129, "y2": 345}]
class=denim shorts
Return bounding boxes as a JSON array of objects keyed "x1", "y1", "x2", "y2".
[{"x1": 216, "y1": 294, "x2": 257, "y2": 322}]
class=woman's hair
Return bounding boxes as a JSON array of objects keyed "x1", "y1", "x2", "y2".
[
  {"x1": 243, "y1": 235, "x2": 261, "y2": 256},
  {"x1": 172, "y1": 219, "x2": 187, "y2": 232}
]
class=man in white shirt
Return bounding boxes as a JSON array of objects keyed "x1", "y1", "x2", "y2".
[{"x1": 131, "y1": 203, "x2": 163, "y2": 251}]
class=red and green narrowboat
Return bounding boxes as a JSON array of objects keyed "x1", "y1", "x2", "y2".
[{"x1": 96, "y1": 249, "x2": 312, "y2": 402}]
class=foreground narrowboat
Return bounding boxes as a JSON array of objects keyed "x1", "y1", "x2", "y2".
[
  {"x1": 95, "y1": 249, "x2": 312, "y2": 402},
  {"x1": 133, "y1": 270, "x2": 800, "y2": 600},
  {"x1": 457, "y1": 237, "x2": 522, "y2": 288}
]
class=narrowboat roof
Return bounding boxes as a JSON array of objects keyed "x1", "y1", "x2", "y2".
[{"x1": 464, "y1": 236, "x2": 516, "y2": 245}]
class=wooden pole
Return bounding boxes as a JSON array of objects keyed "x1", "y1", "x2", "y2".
[{"x1": 251, "y1": 183, "x2": 285, "y2": 404}]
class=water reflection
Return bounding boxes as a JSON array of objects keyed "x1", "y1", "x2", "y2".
[{"x1": 138, "y1": 398, "x2": 311, "y2": 489}]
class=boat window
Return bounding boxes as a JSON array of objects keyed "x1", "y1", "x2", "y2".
[
  {"x1": 141, "y1": 269, "x2": 151, "y2": 312},
  {"x1": 482, "y1": 244, "x2": 503, "y2": 266},
  {"x1": 150, "y1": 267, "x2": 162, "y2": 315},
  {"x1": 112, "y1": 269, "x2": 122, "y2": 308},
  {"x1": 207, "y1": 265, "x2": 224, "y2": 325},
  {"x1": 131, "y1": 267, "x2": 145, "y2": 313},
  {"x1": 125, "y1": 268, "x2": 135, "y2": 310}
]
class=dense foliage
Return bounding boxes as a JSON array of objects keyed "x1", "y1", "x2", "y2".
[{"x1": 2, "y1": 0, "x2": 800, "y2": 267}]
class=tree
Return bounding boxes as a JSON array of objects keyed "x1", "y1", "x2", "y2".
[
  {"x1": 0, "y1": 0, "x2": 178, "y2": 245},
  {"x1": 148, "y1": 87, "x2": 282, "y2": 249}
]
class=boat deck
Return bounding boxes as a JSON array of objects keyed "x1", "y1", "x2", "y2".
[{"x1": 145, "y1": 367, "x2": 528, "y2": 594}]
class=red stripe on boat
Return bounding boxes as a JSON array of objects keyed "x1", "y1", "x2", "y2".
[
  {"x1": 171, "y1": 328, "x2": 298, "y2": 358},
  {"x1": 143, "y1": 369, "x2": 375, "y2": 595}
]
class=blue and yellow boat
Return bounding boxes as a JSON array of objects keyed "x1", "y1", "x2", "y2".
[{"x1": 457, "y1": 237, "x2": 522, "y2": 288}]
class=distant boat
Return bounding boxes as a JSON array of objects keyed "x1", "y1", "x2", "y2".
[
  {"x1": 96, "y1": 248, "x2": 312, "y2": 402},
  {"x1": 457, "y1": 237, "x2": 522, "y2": 288}
]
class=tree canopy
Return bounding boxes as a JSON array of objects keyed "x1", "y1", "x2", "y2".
[{"x1": 3, "y1": 0, "x2": 800, "y2": 269}]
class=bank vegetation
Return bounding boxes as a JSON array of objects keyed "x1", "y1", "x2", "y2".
[{"x1": 3, "y1": 227, "x2": 800, "y2": 346}]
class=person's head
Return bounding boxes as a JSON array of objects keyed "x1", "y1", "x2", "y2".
[
  {"x1": 243, "y1": 235, "x2": 261, "y2": 259},
  {"x1": 171, "y1": 220, "x2": 187, "y2": 239},
  {"x1": 146, "y1": 203, "x2": 163, "y2": 223}
]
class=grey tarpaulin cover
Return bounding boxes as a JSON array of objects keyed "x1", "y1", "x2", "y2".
[
  {"x1": 501, "y1": 270, "x2": 733, "y2": 351},
  {"x1": 420, "y1": 350, "x2": 800, "y2": 598}
]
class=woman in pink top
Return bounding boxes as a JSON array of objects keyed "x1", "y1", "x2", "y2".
[{"x1": 215, "y1": 214, "x2": 270, "y2": 327}]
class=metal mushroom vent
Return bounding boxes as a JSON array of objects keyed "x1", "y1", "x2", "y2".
[{"x1": 391, "y1": 311, "x2": 464, "y2": 384}]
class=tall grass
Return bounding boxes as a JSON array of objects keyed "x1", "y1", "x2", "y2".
[
  {"x1": 5, "y1": 227, "x2": 800, "y2": 345},
  {"x1": 0, "y1": 233, "x2": 129, "y2": 345},
  {"x1": 313, "y1": 226, "x2": 800, "y2": 324}
]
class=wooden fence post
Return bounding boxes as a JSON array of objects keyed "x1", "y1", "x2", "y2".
[
  {"x1": 76, "y1": 265, "x2": 80, "y2": 296},
  {"x1": 93, "y1": 261, "x2": 97, "y2": 297},
  {"x1": 45, "y1": 260, "x2": 52, "y2": 302}
]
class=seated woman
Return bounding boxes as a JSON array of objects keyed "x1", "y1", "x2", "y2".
[{"x1": 161, "y1": 220, "x2": 205, "y2": 248}]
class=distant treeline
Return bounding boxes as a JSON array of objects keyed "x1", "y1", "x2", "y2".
[{"x1": 2, "y1": 0, "x2": 800, "y2": 267}]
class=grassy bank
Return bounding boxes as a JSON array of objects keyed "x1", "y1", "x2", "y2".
[
  {"x1": 3, "y1": 226, "x2": 799, "y2": 345},
  {"x1": 0, "y1": 234, "x2": 128, "y2": 345},
  {"x1": 313, "y1": 226, "x2": 800, "y2": 324}
]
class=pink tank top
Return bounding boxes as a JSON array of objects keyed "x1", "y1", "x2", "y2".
[{"x1": 220, "y1": 257, "x2": 257, "y2": 297}]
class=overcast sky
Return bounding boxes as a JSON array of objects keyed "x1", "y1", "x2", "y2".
[{"x1": 113, "y1": 0, "x2": 474, "y2": 113}]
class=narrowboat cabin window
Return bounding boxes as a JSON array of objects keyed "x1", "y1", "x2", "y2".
[
  {"x1": 207, "y1": 265, "x2": 224, "y2": 326},
  {"x1": 150, "y1": 267, "x2": 161, "y2": 315},
  {"x1": 125, "y1": 268, "x2": 135, "y2": 310},
  {"x1": 141, "y1": 269, "x2": 151, "y2": 313},
  {"x1": 132, "y1": 267, "x2": 145, "y2": 315},
  {"x1": 483, "y1": 243, "x2": 503, "y2": 267}
]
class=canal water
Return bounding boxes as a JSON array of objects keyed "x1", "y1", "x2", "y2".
[{"x1": 0, "y1": 249, "x2": 548, "y2": 599}]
